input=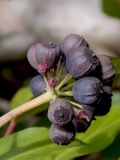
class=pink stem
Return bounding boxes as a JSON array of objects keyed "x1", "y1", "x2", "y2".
[{"x1": 4, "y1": 119, "x2": 16, "y2": 137}]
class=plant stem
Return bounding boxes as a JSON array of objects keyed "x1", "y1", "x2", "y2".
[
  {"x1": 56, "y1": 64, "x2": 63, "y2": 83},
  {"x1": 56, "y1": 58, "x2": 62, "y2": 77},
  {"x1": 56, "y1": 74, "x2": 72, "y2": 91},
  {"x1": 68, "y1": 100, "x2": 83, "y2": 109},
  {"x1": 0, "y1": 90, "x2": 54, "y2": 128},
  {"x1": 43, "y1": 74, "x2": 50, "y2": 90},
  {"x1": 4, "y1": 119, "x2": 16, "y2": 136},
  {"x1": 57, "y1": 91, "x2": 73, "y2": 97},
  {"x1": 61, "y1": 83, "x2": 74, "y2": 91}
]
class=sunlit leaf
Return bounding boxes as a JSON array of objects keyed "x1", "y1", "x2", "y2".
[{"x1": 10, "y1": 86, "x2": 33, "y2": 109}]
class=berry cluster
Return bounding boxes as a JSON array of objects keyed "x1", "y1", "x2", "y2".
[{"x1": 27, "y1": 34, "x2": 115, "y2": 145}]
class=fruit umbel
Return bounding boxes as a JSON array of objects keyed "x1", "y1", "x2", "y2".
[{"x1": 27, "y1": 33, "x2": 115, "y2": 145}]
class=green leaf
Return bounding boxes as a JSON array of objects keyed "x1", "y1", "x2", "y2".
[
  {"x1": 102, "y1": 0, "x2": 120, "y2": 18},
  {"x1": 0, "y1": 93, "x2": 120, "y2": 160},
  {"x1": 101, "y1": 136, "x2": 120, "y2": 160},
  {"x1": 10, "y1": 86, "x2": 33, "y2": 109}
]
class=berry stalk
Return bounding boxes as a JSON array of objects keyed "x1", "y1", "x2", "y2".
[
  {"x1": 56, "y1": 74, "x2": 72, "y2": 91},
  {"x1": 0, "y1": 90, "x2": 55, "y2": 128},
  {"x1": 57, "y1": 91, "x2": 73, "y2": 97},
  {"x1": 4, "y1": 119, "x2": 16, "y2": 136}
]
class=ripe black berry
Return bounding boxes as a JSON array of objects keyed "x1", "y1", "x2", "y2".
[
  {"x1": 103, "y1": 86, "x2": 112, "y2": 95},
  {"x1": 74, "y1": 106, "x2": 95, "y2": 121},
  {"x1": 27, "y1": 45, "x2": 38, "y2": 70},
  {"x1": 95, "y1": 86, "x2": 112, "y2": 116},
  {"x1": 61, "y1": 34, "x2": 89, "y2": 56},
  {"x1": 72, "y1": 118, "x2": 89, "y2": 133},
  {"x1": 72, "y1": 106, "x2": 95, "y2": 132},
  {"x1": 66, "y1": 47, "x2": 99, "y2": 79},
  {"x1": 49, "y1": 123, "x2": 75, "y2": 145},
  {"x1": 47, "y1": 98, "x2": 74, "y2": 126},
  {"x1": 98, "y1": 55, "x2": 115, "y2": 86},
  {"x1": 29, "y1": 75, "x2": 46, "y2": 97},
  {"x1": 73, "y1": 77, "x2": 103, "y2": 104},
  {"x1": 95, "y1": 93, "x2": 112, "y2": 116},
  {"x1": 27, "y1": 42, "x2": 60, "y2": 73}
]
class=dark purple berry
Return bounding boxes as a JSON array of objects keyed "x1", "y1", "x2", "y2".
[
  {"x1": 49, "y1": 123, "x2": 75, "y2": 145},
  {"x1": 66, "y1": 47, "x2": 99, "y2": 79},
  {"x1": 29, "y1": 75, "x2": 46, "y2": 97},
  {"x1": 74, "y1": 106, "x2": 95, "y2": 122},
  {"x1": 98, "y1": 55, "x2": 115, "y2": 85},
  {"x1": 102, "y1": 78, "x2": 113, "y2": 87},
  {"x1": 73, "y1": 106, "x2": 95, "y2": 132},
  {"x1": 73, "y1": 77, "x2": 103, "y2": 104},
  {"x1": 95, "y1": 93, "x2": 112, "y2": 116},
  {"x1": 72, "y1": 118, "x2": 89, "y2": 133},
  {"x1": 95, "y1": 86, "x2": 112, "y2": 116},
  {"x1": 61, "y1": 34, "x2": 89, "y2": 56},
  {"x1": 27, "y1": 42, "x2": 60, "y2": 72},
  {"x1": 27, "y1": 45, "x2": 39, "y2": 69},
  {"x1": 103, "y1": 86, "x2": 112, "y2": 95},
  {"x1": 47, "y1": 98, "x2": 74, "y2": 126}
]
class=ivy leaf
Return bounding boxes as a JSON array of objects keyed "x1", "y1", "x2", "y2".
[
  {"x1": 101, "y1": 136, "x2": 120, "y2": 160},
  {"x1": 102, "y1": 0, "x2": 120, "y2": 18},
  {"x1": 10, "y1": 86, "x2": 33, "y2": 109},
  {"x1": 0, "y1": 93, "x2": 120, "y2": 160}
]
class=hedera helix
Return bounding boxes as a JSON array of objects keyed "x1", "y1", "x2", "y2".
[{"x1": 0, "y1": 34, "x2": 115, "y2": 145}]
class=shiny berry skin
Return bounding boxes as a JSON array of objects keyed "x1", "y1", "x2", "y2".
[
  {"x1": 66, "y1": 47, "x2": 99, "y2": 79},
  {"x1": 47, "y1": 98, "x2": 74, "y2": 126},
  {"x1": 61, "y1": 34, "x2": 89, "y2": 56},
  {"x1": 29, "y1": 75, "x2": 46, "y2": 97},
  {"x1": 27, "y1": 42, "x2": 60, "y2": 72},
  {"x1": 49, "y1": 123, "x2": 75, "y2": 145},
  {"x1": 73, "y1": 77, "x2": 103, "y2": 105},
  {"x1": 98, "y1": 55, "x2": 115, "y2": 85}
]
